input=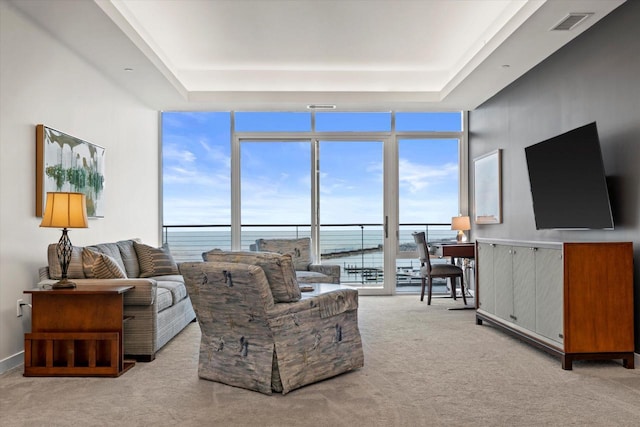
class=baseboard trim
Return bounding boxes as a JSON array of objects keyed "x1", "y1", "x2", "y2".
[
  {"x1": 2, "y1": 351, "x2": 639, "y2": 376},
  {"x1": 0, "y1": 351, "x2": 24, "y2": 375}
]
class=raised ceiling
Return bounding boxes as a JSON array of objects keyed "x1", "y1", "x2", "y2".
[{"x1": 10, "y1": 0, "x2": 626, "y2": 111}]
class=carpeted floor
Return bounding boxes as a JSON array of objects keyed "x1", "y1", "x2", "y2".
[{"x1": 1, "y1": 295, "x2": 639, "y2": 426}]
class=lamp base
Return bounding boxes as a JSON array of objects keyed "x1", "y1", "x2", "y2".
[
  {"x1": 54, "y1": 228, "x2": 76, "y2": 289},
  {"x1": 456, "y1": 230, "x2": 468, "y2": 243},
  {"x1": 52, "y1": 278, "x2": 76, "y2": 289}
]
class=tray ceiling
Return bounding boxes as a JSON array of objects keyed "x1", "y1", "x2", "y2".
[{"x1": 9, "y1": 0, "x2": 626, "y2": 110}]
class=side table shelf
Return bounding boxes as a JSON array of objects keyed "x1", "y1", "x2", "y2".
[{"x1": 24, "y1": 332, "x2": 134, "y2": 377}]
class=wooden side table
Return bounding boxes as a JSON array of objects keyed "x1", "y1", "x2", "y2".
[{"x1": 24, "y1": 284, "x2": 135, "y2": 377}]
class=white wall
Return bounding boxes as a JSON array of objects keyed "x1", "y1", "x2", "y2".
[{"x1": 0, "y1": 0, "x2": 160, "y2": 372}]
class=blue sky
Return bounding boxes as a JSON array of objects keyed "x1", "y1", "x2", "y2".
[{"x1": 162, "y1": 112, "x2": 460, "y2": 225}]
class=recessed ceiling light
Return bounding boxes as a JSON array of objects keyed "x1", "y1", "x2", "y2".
[
  {"x1": 501, "y1": 64, "x2": 511, "y2": 68},
  {"x1": 307, "y1": 104, "x2": 336, "y2": 110},
  {"x1": 124, "y1": 67, "x2": 134, "y2": 72}
]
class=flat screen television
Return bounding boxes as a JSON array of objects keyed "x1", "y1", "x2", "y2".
[{"x1": 525, "y1": 122, "x2": 614, "y2": 230}]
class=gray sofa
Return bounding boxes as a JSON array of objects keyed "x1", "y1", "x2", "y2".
[{"x1": 38, "y1": 238, "x2": 195, "y2": 361}]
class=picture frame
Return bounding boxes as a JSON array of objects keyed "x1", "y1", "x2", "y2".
[
  {"x1": 473, "y1": 149, "x2": 502, "y2": 224},
  {"x1": 36, "y1": 124, "x2": 105, "y2": 218}
]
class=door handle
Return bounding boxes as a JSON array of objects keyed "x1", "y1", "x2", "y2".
[{"x1": 384, "y1": 215, "x2": 388, "y2": 238}]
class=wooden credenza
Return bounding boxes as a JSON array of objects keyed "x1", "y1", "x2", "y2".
[{"x1": 475, "y1": 239, "x2": 634, "y2": 370}]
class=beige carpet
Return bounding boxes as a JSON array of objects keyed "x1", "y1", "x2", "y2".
[{"x1": 2, "y1": 295, "x2": 640, "y2": 426}]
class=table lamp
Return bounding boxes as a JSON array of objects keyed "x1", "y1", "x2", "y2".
[
  {"x1": 451, "y1": 215, "x2": 470, "y2": 243},
  {"x1": 40, "y1": 192, "x2": 88, "y2": 288}
]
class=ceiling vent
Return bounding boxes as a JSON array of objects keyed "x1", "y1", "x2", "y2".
[
  {"x1": 307, "y1": 104, "x2": 337, "y2": 110},
  {"x1": 550, "y1": 13, "x2": 593, "y2": 31}
]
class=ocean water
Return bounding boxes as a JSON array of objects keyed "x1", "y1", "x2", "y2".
[{"x1": 164, "y1": 227, "x2": 456, "y2": 285}]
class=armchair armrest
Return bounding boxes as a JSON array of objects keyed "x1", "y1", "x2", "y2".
[
  {"x1": 267, "y1": 288, "x2": 362, "y2": 394},
  {"x1": 268, "y1": 289, "x2": 357, "y2": 319},
  {"x1": 308, "y1": 264, "x2": 341, "y2": 284}
]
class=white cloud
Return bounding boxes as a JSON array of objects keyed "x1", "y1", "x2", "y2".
[
  {"x1": 399, "y1": 158, "x2": 457, "y2": 193},
  {"x1": 163, "y1": 144, "x2": 196, "y2": 164}
]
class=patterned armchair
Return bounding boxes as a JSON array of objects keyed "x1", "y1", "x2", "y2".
[
  {"x1": 253, "y1": 237, "x2": 341, "y2": 284},
  {"x1": 180, "y1": 252, "x2": 364, "y2": 395}
]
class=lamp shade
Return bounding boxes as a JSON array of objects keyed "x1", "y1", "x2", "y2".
[
  {"x1": 451, "y1": 215, "x2": 471, "y2": 231},
  {"x1": 40, "y1": 192, "x2": 89, "y2": 228}
]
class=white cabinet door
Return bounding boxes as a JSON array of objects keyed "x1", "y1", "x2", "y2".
[
  {"x1": 535, "y1": 248, "x2": 564, "y2": 344},
  {"x1": 512, "y1": 247, "x2": 536, "y2": 331},
  {"x1": 493, "y1": 245, "x2": 513, "y2": 322},
  {"x1": 477, "y1": 243, "x2": 495, "y2": 313}
]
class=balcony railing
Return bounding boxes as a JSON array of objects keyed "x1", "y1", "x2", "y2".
[{"x1": 163, "y1": 223, "x2": 457, "y2": 286}]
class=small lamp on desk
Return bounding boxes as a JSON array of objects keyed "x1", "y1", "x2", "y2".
[
  {"x1": 40, "y1": 192, "x2": 88, "y2": 288},
  {"x1": 451, "y1": 215, "x2": 470, "y2": 243}
]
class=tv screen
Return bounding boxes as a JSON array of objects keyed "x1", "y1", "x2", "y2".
[{"x1": 525, "y1": 122, "x2": 614, "y2": 230}]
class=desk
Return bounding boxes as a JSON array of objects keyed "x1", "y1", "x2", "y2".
[
  {"x1": 431, "y1": 243, "x2": 475, "y2": 309},
  {"x1": 432, "y1": 242, "x2": 475, "y2": 263}
]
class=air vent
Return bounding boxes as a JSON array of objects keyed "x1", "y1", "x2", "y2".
[
  {"x1": 550, "y1": 13, "x2": 593, "y2": 31},
  {"x1": 307, "y1": 104, "x2": 336, "y2": 110}
]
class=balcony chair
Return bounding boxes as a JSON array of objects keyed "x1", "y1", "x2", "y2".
[
  {"x1": 252, "y1": 237, "x2": 341, "y2": 284},
  {"x1": 412, "y1": 232, "x2": 466, "y2": 305},
  {"x1": 179, "y1": 254, "x2": 364, "y2": 395}
]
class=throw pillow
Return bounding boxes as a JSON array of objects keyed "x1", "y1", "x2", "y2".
[
  {"x1": 47, "y1": 244, "x2": 85, "y2": 280},
  {"x1": 116, "y1": 238, "x2": 142, "y2": 278},
  {"x1": 134, "y1": 242, "x2": 179, "y2": 277},
  {"x1": 82, "y1": 248, "x2": 127, "y2": 279},
  {"x1": 85, "y1": 242, "x2": 127, "y2": 273}
]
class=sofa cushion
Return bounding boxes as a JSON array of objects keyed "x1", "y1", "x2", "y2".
[
  {"x1": 82, "y1": 248, "x2": 127, "y2": 279},
  {"x1": 116, "y1": 239, "x2": 141, "y2": 278},
  {"x1": 47, "y1": 244, "x2": 85, "y2": 280},
  {"x1": 156, "y1": 287, "x2": 173, "y2": 313},
  {"x1": 202, "y1": 250, "x2": 301, "y2": 303},
  {"x1": 156, "y1": 279, "x2": 188, "y2": 304},
  {"x1": 134, "y1": 242, "x2": 179, "y2": 277},
  {"x1": 86, "y1": 242, "x2": 127, "y2": 274},
  {"x1": 152, "y1": 274, "x2": 185, "y2": 284}
]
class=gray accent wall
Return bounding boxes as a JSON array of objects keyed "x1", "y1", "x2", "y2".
[{"x1": 469, "y1": 1, "x2": 640, "y2": 352}]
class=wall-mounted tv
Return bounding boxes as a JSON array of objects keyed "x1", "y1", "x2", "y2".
[{"x1": 525, "y1": 122, "x2": 614, "y2": 230}]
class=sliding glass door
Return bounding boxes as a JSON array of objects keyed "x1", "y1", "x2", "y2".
[
  {"x1": 317, "y1": 140, "x2": 387, "y2": 291},
  {"x1": 239, "y1": 140, "x2": 311, "y2": 249},
  {"x1": 237, "y1": 138, "x2": 390, "y2": 293},
  {"x1": 396, "y1": 138, "x2": 461, "y2": 293}
]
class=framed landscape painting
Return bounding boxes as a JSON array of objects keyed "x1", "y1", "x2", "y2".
[
  {"x1": 473, "y1": 149, "x2": 502, "y2": 224},
  {"x1": 36, "y1": 124, "x2": 105, "y2": 217}
]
